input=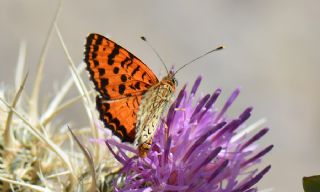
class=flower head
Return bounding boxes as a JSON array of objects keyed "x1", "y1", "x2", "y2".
[{"x1": 107, "y1": 76, "x2": 272, "y2": 192}]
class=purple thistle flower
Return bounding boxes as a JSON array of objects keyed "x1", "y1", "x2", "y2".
[{"x1": 106, "y1": 76, "x2": 272, "y2": 192}]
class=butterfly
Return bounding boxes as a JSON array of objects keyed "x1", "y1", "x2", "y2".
[{"x1": 84, "y1": 33, "x2": 177, "y2": 157}]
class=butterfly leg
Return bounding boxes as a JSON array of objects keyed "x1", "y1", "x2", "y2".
[{"x1": 138, "y1": 139, "x2": 152, "y2": 158}]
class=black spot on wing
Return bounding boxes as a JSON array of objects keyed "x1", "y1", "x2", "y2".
[
  {"x1": 121, "y1": 74, "x2": 127, "y2": 82},
  {"x1": 101, "y1": 78, "x2": 109, "y2": 87},
  {"x1": 134, "y1": 82, "x2": 140, "y2": 89},
  {"x1": 107, "y1": 44, "x2": 120, "y2": 65},
  {"x1": 95, "y1": 34, "x2": 103, "y2": 45},
  {"x1": 120, "y1": 57, "x2": 130, "y2": 68},
  {"x1": 113, "y1": 67, "x2": 119, "y2": 74},
  {"x1": 92, "y1": 52, "x2": 97, "y2": 59},
  {"x1": 119, "y1": 84, "x2": 126, "y2": 94},
  {"x1": 98, "y1": 68, "x2": 105, "y2": 76},
  {"x1": 131, "y1": 66, "x2": 140, "y2": 76},
  {"x1": 93, "y1": 60, "x2": 99, "y2": 66},
  {"x1": 142, "y1": 72, "x2": 147, "y2": 80}
]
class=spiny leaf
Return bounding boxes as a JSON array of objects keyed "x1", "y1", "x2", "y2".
[{"x1": 68, "y1": 126, "x2": 96, "y2": 192}]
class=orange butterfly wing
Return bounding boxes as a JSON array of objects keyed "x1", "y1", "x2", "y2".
[
  {"x1": 96, "y1": 96, "x2": 142, "y2": 142},
  {"x1": 84, "y1": 33, "x2": 159, "y2": 143}
]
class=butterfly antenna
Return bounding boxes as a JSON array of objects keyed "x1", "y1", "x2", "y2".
[
  {"x1": 141, "y1": 36, "x2": 169, "y2": 74},
  {"x1": 174, "y1": 45, "x2": 225, "y2": 75}
]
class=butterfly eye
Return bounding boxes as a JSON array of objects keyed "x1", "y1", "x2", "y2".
[{"x1": 174, "y1": 78, "x2": 178, "y2": 86}]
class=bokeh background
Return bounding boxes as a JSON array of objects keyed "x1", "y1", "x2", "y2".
[{"x1": 1, "y1": 0, "x2": 319, "y2": 191}]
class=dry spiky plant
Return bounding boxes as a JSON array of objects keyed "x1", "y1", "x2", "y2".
[{"x1": 0, "y1": 0, "x2": 121, "y2": 191}]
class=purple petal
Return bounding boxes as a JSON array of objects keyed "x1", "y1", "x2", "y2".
[
  {"x1": 105, "y1": 140, "x2": 126, "y2": 164},
  {"x1": 206, "y1": 88, "x2": 222, "y2": 109},
  {"x1": 244, "y1": 189, "x2": 258, "y2": 192},
  {"x1": 198, "y1": 88, "x2": 222, "y2": 121},
  {"x1": 240, "y1": 128, "x2": 269, "y2": 150},
  {"x1": 208, "y1": 160, "x2": 229, "y2": 182},
  {"x1": 232, "y1": 165, "x2": 271, "y2": 192},
  {"x1": 242, "y1": 145, "x2": 274, "y2": 166},
  {"x1": 216, "y1": 88, "x2": 240, "y2": 122},
  {"x1": 166, "y1": 86, "x2": 186, "y2": 128},
  {"x1": 189, "y1": 146, "x2": 222, "y2": 176},
  {"x1": 107, "y1": 139, "x2": 137, "y2": 154},
  {"x1": 228, "y1": 107, "x2": 253, "y2": 133},
  {"x1": 163, "y1": 136, "x2": 172, "y2": 164},
  {"x1": 190, "y1": 76, "x2": 202, "y2": 95},
  {"x1": 211, "y1": 119, "x2": 241, "y2": 142},
  {"x1": 190, "y1": 94, "x2": 211, "y2": 123},
  {"x1": 239, "y1": 107, "x2": 253, "y2": 123},
  {"x1": 182, "y1": 121, "x2": 226, "y2": 162},
  {"x1": 163, "y1": 184, "x2": 189, "y2": 191}
]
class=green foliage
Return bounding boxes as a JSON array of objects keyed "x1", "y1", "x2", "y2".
[{"x1": 303, "y1": 175, "x2": 320, "y2": 192}]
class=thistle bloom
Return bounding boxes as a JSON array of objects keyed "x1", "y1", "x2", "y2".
[{"x1": 107, "y1": 76, "x2": 272, "y2": 192}]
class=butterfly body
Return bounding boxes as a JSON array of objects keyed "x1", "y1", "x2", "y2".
[
  {"x1": 84, "y1": 33, "x2": 176, "y2": 157},
  {"x1": 135, "y1": 73, "x2": 176, "y2": 157}
]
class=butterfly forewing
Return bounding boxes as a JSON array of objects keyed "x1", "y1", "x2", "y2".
[
  {"x1": 85, "y1": 33, "x2": 159, "y2": 100},
  {"x1": 84, "y1": 33, "x2": 159, "y2": 142}
]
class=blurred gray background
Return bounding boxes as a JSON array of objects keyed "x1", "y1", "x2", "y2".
[{"x1": 1, "y1": 0, "x2": 319, "y2": 191}]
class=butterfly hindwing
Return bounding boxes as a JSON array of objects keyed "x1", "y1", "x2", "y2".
[
  {"x1": 96, "y1": 96, "x2": 142, "y2": 143},
  {"x1": 84, "y1": 33, "x2": 160, "y2": 143}
]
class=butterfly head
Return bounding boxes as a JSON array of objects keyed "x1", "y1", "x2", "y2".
[
  {"x1": 162, "y1": 70, "x2": 178, "y2": 88},
  {"x1": 169, "y1": 67, "x2": 179, "y2": 86}
]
